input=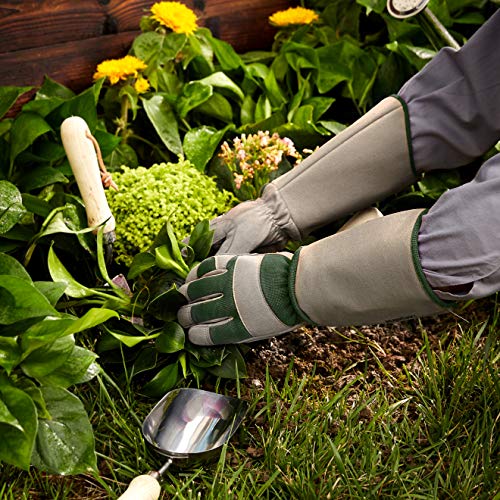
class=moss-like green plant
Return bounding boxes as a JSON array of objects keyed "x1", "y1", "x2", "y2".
[{"x1": 107, "y1": 159, "x2": 235, "y2": 266}]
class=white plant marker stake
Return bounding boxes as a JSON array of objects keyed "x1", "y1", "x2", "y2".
[{"x1": 60, "y1": 116, "x2": 116, "y2": 246}]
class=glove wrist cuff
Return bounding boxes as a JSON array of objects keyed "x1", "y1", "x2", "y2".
[{"x1": 261, "y1": 183, "x2": 302, "y2": 242}]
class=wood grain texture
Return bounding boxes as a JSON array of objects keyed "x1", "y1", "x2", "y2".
[{"x1": 0, "y1": 0, "x2": 291, "y2": 113}]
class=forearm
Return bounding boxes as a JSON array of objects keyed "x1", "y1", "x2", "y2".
[
  {"x1": 399, "y1": 9, "x2": 500, "y2": 173},
  {"x1": 418, "y1": 152, "x2": 500, "y2": 301}
]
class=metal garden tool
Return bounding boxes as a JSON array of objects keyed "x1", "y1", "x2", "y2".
[
  {"x1": 386, "y1": 0, "x2": 461, "y2": 49},
  {"x1": 60, "y1": 116, "x2": 117, "y2": 263},
  {"x1": 118, "y1": 388, "x2": 249, "y2": 500}
]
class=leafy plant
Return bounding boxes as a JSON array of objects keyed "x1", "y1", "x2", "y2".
[
  {"x1": 105, "y1": 159, "x2": 236, "y2": 266},
  {"x1": 0, "y1": 252, "x2": 116, "y2": 473},
  {"x1": 48, "y1": 221, "x2": 247, "y2": 401}
]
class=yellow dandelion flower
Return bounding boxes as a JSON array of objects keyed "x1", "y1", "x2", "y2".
[
  {"x1": 134, "y1": 77, "x2": 150, "y2": 94},
  {"x1": 150, "y1": 1, "x2": 198, "y2": 35},
  {"x1": 269, "y1": 6, "x2": 319, "y2": 27},
  {"x1": 93, "y1": 55, "x2": 147, "y2": 85}
]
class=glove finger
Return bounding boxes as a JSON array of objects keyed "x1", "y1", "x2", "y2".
[
  {"x1": 179, "y1": 271, "x2": 227, "y2": 302},
  {"x1": 178, "y1": 294, "x2": 229, "y2": 327},
  {"x1": 187, "y1": 318, "x2": 232, "y2": 346}
]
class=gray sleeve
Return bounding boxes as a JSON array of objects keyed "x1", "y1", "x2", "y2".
[
  {"x1": 418, "y1": 152, "x2": 500, "y2": 301},
  {"x1": 398, "y1": 9, "x2": 500, "y2": 173}
]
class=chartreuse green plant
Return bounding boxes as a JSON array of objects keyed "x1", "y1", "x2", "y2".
[
  {"x1": 105, "y1": 159, "x2": 235, "y2": 267},
  {"x1": 0, "y1": 252, "x2": 117, "y2": 474}
]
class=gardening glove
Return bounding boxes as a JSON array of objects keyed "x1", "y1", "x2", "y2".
[
  {"x1": 178, "y1": 209, "x2": 451, "y2": 346},
  {"x1": 209, "y1": 95, "x2": 416, "y2": 254}
]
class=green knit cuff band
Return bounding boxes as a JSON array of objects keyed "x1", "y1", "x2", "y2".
[
  {"x1": 391, "y1": 94, "x2": 418, "y2": 177},
  {"x1": 411, "y1": 211, "x2": 455, "y2": 309},
  {"x1": 289, "y1": 248, "x2": 317, "y2": 325}
]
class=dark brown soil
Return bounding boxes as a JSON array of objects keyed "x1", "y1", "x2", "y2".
[{"x1": 241, "y1": 299, "x2": 493, "y2": 391}]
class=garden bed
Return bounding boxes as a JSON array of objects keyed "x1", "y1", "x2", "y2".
[{"x1": 0, "y1": 0, "x2": 498, "y2": 498}]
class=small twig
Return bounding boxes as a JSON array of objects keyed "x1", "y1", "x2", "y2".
[{"x1": 85, "y1": 131, "x2": 119, "y2": 191}]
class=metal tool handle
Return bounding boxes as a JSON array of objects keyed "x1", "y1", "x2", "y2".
[
  {"x1": 117, "y1": 474, "x2": 161, "y2": 500},
  {"x1": 60, "y1": 116, "x2": 115, "y2": 234}
]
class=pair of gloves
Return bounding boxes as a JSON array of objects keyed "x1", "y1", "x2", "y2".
[{"x1": 178, "y1": 96, "x2": 450, "y2": 346}]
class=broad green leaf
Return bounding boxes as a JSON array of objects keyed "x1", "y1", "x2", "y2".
[
  {"x1": 9, "y1": 112, "x2": 52, "y2": 166},
  {"x1": 127, "y1": 251, "x2": 156, "y2": 279},
  {"x1": 386, "y1": 41, "x2": 436, "y2": 71},
  {"x1": 22, "y1": 76, "x2": 74, "y2": 117},
  {"x1": 107, "y1": 329, "x2": 161, "y2": 348},
  {"x1": 21, "y1": 308, "x2": 118, "y2": 357},
  {"x1": 208, "y1": 346, "x2": 247, "y2": 379},
  {"x1": 0, "y1": 383, "x2": 38, "y2": 470},
  {"x1": 21, "y1": 335, "x2": 75, "y2": 378},
  {"x1": 147, "y1": 283, "x2": 186, "y2": 322},
  {"x1": 155, "y1": 322, "x2": 185, "y2": 353},
  {"x1": 21, "y1": 193, "x2": 52, "y2": 218},
  {"x1": 142, "y1": 94, "x2": 183, "y2": 156},
  {"x1": 108, "y1": 142, "x2": 139, "y2": 170},
  {"x1": 141, "y1": 362, "x2": 179, "y2": 398},
  {"x1": 177, "y1": 82, "x2": 213, "y2": 118},
  {"x1": 196, "y1": 93, "x2": 233, "y2": 123},
  {"x1": 18, "y1": 166, "x2": 69, "y2": 192},
  {"x1": 0, "y1": 251, "x2": 31, "y2": 281},
  {"x1": 254, "y1": 95, "x2": 272, "y2": 122},
  {"x1": 240, "y1": 95, "x2": 256, "y2": 125},
  {"x1": 355, "y1": 0, "x2": 386, "y2": 14},
  {"x1": 155, "y1": 246, "x2": 189, "y2": 278},
  {"x1": 0, "y1": 276, "x2": 58, "y2": 325},
  {"x1": 31, "y1": 386, "x2": 97, "y2": 474},
  {"x1": 130, "y1": 347, "x2": 159, "y2": 379},
  {"x1": 209, "y1": 36, "x2": 244, "y2": 71},
  {"x1": 47, "y1": 246, "x2": 94, "y2": 298},
  {"x1": 0, "y1": 181, "x2": 26, "y2": 234},
  {"x1": 198, "y1": 72, "x2": 244, "y2": 102},
  {"x1": 0, "y1": 337, "x2": 22, "y2": 373},
  {"x1": 34, "y1": 281, "x2": 68, "y2": 306},
  {"x1": 183, "y1": 125, "x2": 229, "y2": 171},
  {"x1": 38, "y1": 346, "x2": 99, "y2": 388},
  {"x1": 132, "y1": 31, "x2": 186, "y2": 69},
  {"x1": 263, "y1": 70, "x2": 287, "y2": 107},
  {"x1": 92, "y1": 129, "x2": 121, "y2": 159},
  {"x1": 319, "y1": 120, "x2": 347, "y2": 135},
  {"x1": 0, "y1": 86, "x2": 32, "y2": 120},
  {"x1": 188, "y1": 219, "x2": 214, "y2": 261},
  {"x1": 16, "y1": 378, "x2": 51, "y2": 419}
]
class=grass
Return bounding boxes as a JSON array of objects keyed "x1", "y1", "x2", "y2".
[{"x1": 1, "y1": 301, "x2": 498, "y2": 499}]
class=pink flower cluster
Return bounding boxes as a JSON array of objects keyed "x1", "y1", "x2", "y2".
[{"x1": 219, "y1": 131, "x2": 301, "y2": 196}]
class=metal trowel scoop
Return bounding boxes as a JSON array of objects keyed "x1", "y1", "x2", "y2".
[{"x1": 118, "y1": 388, "x2": 249, "y2": 500}]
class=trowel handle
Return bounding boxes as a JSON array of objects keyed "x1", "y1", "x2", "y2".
[
  {"x1": 60, "y1": 116, "x2": 115, "y2": 234},
  {"x1": 337, "y1": 207, "x2": 383, "y2": 233},
  {"x1": 117, "y1": 474, "x2": 161, "y2": 500}
]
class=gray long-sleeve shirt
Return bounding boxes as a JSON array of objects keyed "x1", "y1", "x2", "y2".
[{"x1": 398, "y1": 8, "x2": 500, "y2": 301}]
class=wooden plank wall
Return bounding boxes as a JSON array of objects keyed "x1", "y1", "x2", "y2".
[{"x1": 0, "y1": 0, "x2": 291, "y2": 98}]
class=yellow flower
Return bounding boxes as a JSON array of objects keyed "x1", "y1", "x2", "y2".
[
  {"x1": 134, "y1": 77, "x2": 150, "y2": 94},
  {"x1": 93, "y1": 55, "x2": 147, "y2": 85},
  {"x1": 150, "y1": 1, "x2": 198, "y2": 35},
  {"x1": 269, "y1": 6, "x2": 319, "y2": 27}
]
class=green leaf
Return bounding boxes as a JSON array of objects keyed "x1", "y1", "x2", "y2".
[
  {"x1": 18, "y1": 166, "x2": 69, "y2": 192},
  {"x1": 0, "y1": 382, "x2": 38, "y2": 470},
  {"x1": 20, "y1": 309, "x2": 118, "y2": 361},
  {"x1": 0, "y1": 86, "x2": 32, "y2": 120},
  {"x1": 198, "y1": 72, "x2": 244, "y2": 102},
  {"x1": 127, "y1": 251, "x2": 156, "y2": 279},
  {"x1": 0, "y1": 181, "x2": 26, "y2": 234},
  {"x1": 0, "y1": 275, "x2": 59, "y2": 325},
  {"x1": 208, "y1": 346, "x2": 247, "y2": 379},
  {"x1": 34, "y1": 281, "x2": 68, "y2": 306},
  {"x1": 0, "y1": 251, "x2": 31, "y2": 281},
  {"x1": 209, "y1": 36, "x2": 244, "y2": 71},
  {"x1": 141, "y1": 362, "x2": 180, "y2": 398},
  {"x1": 0, "y1": 337, "x2": 22, "y2": 374},
  {"x1": 9, "y1": 113, "x2": 52, "y2": 166},
  {"x1": 22, "y1": 77, "x2": 74, "y2": 117},
  {"x1": 142, "y1": 94, "x2": 183, "y2": 156},
  {"x1": 38, "y1": 346, "x2": 99, "y2": 388},
  {"x1": 183, "y1": 125, "x2": 228, "y2": 171},
  {"x1": 155, "y1": 246, "x2": 189, "y2": 278},
  {"x1": 108, "y1": 142, "x2": 139, "y2": 170},
  {"x1": 47, "y1": 246, "x2": 94, "y2": 298},
  {"x1": 177, "y1": 82, "x2": 213, "y2": 119},
  {"x1": 155, "y1": 322, "x2": 185, "y2": 353},
  {"x1": 147, "y1": 283, "x2": 186, "y2": 322},
  {"x1": 21, "y1": 335, "x2": 75, "y2": 379},
  {"x1": 107, "y1": 327, "x2": 161, "y2": 348},
  {"x1": 31, "y1": 386, "x2": 97, "y2": 474},
  {"x1": 188, "y1": 219, "x2": 214, "y2": 261},
  {"x1": 196, "y1": 93, "x2": 233, "y2": 122}
]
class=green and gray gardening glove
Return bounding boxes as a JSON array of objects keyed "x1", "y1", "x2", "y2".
[
  {"x1": 178, "y1": 209, "x2": 451, "y2": 346},
  {"x1": 209, "y1": 95, "x2": 417, "y2": 255}
]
